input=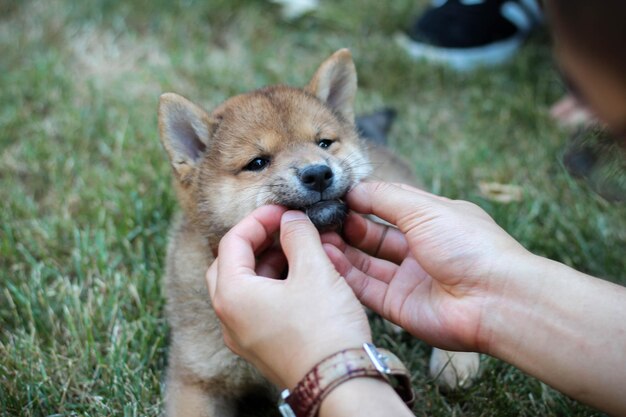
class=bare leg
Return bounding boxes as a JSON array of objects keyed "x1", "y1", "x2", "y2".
[{"x1": 550, "y1": 94, "x2": 596, "y2": 128}]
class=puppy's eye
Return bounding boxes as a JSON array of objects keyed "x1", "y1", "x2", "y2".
[
  {"x1": 318, "y1": 139, "x2": 334, "y2": 149},
  {"x1": 243, "y1": 157, "x2": 270, "y2": 171}
]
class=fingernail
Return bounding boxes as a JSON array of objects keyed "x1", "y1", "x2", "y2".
[{"x1": 282, "y1": 210, "x2": 308, "y2": 223}]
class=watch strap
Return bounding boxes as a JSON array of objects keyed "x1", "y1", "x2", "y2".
[{"x1": 279, "y1": 344, "x2": 414, "y2": 417}]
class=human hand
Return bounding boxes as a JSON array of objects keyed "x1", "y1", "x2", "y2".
[
  {"x1": 321, "y1": 182, "x2": 532, "y2": 353},
  {"x1": 206, "y1": 205, "x2": 371, "y2": 389}
]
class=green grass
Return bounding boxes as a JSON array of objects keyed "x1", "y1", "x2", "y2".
[{"x1": 1, "y1": 0, "x2": 624, "y2": 416}]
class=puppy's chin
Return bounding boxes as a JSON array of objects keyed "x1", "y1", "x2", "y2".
[{"x1": 304, "y1": 200, "x2": 347, "y2": 232}]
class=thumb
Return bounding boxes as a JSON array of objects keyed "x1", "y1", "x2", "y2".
[
  {"x1": 346, "y1": 181, "x2": 445, "y2": 229},
  {"x1": 280, "y1": 210, "x2": 330, "y2": 277}
]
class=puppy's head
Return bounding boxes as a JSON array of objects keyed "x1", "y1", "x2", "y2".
[{"x1": 158, "y1": 49, "x2": 371, "y2": 242}]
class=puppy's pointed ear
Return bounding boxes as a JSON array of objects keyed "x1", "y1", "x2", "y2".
[
  {"x1": 306, "y1": 48, "x2": 357, "y2": 123},
  {"x1": 158, "y1": 93, "x2": 217, "y2": 184}
]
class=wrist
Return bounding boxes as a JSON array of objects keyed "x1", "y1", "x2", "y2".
[
  {"x1": 319, "y1": 377, "x2": 413, "y2": 417},
  {"x1": 475, "y1": 254, "x2": 626, "y2": 415},
  {"x1": 475, "y1": 250, "x2": 545, "y2": 355},
  {"x1": 477, "y1": 252, "x2": 587, "y2": 360},
  {"x1": 279, "y1": 343, "x2": 414, "y2": 417},
  {"x1": 280, "y1": 339, "x2": 371, "y2": 390},
  {"x1": 281, "y1": 338, "x2": 372, "y2": 390}
]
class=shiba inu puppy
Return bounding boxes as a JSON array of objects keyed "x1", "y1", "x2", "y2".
[{"x1": 158, "y1": 49, "x2": 479, "y2": 417}]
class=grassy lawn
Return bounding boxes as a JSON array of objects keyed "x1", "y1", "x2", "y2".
[{"x1": 1, "y1": 0, "x2": 624, "y2": 416}]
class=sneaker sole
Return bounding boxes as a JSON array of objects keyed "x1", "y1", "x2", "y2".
[{"x1": 395, "y1": 32, "x2": 525, "y2": 71}]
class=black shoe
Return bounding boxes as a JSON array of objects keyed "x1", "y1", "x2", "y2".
[{"x1": 397, "y1": 0, "x2": 542, "y2": 71}]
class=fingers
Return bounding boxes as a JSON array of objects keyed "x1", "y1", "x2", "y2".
[
  {"x1": 279, "y1": 210, "x2": 331, "y2": 277},
  {"x1": 346, "y1": 181, "x2": 448, "y2": 230},
  {"x1": 217, "y1": 205, "x2": 287, "y2": 279},
  {"x1": 323, "y1": 236, "x2": 401, "y2": 285},
  {"x1": 342, "y1": 213, "x2": 410, "y2": 264},
  {"x1": 323, "y1": 244, "x2": 389, "y2": 313}
]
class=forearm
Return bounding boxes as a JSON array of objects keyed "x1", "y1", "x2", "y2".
[
  {"x1": 483, "y1": 253, "x2": 626, "y2": 415},
  {"x1": 319, "y1": 378, "x2": 414, "y2": 417}
]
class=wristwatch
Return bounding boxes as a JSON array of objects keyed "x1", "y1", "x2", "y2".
[{"x1": 278, "y1": 343, "x2": 415, "y2": 417}]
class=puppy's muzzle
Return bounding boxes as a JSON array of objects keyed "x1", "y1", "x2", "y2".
[{"x1": 296, "y1": 164, "x2": 347, "y2": 231}]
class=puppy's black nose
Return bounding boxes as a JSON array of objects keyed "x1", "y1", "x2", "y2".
[{"x1": 299, "y1": 164, "x2": 334, "y2": 192}]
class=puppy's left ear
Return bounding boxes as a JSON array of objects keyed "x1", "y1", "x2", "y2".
[{"x1": 306, "y1": 48, "x2": 357, "y2": 123}]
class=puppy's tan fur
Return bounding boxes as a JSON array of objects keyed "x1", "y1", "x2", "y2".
[{"x1": 158, "y1": 49, "x2": 478, "y2": 417}]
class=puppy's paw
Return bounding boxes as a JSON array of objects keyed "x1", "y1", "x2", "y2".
[
  {"x1": 429, "y1": 349, "x2": 480, "y2": 390},
  {"x1": 383, "y1": 318, "x2": 404, "y2": 335}
]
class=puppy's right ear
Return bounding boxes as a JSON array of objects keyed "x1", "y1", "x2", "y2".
[
  {"x1": 158, "y1": 93, "x2": 217, "y2": 184},
  {"x1": 306, "y1": 48, "x2": 357, "y2": 124}
]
